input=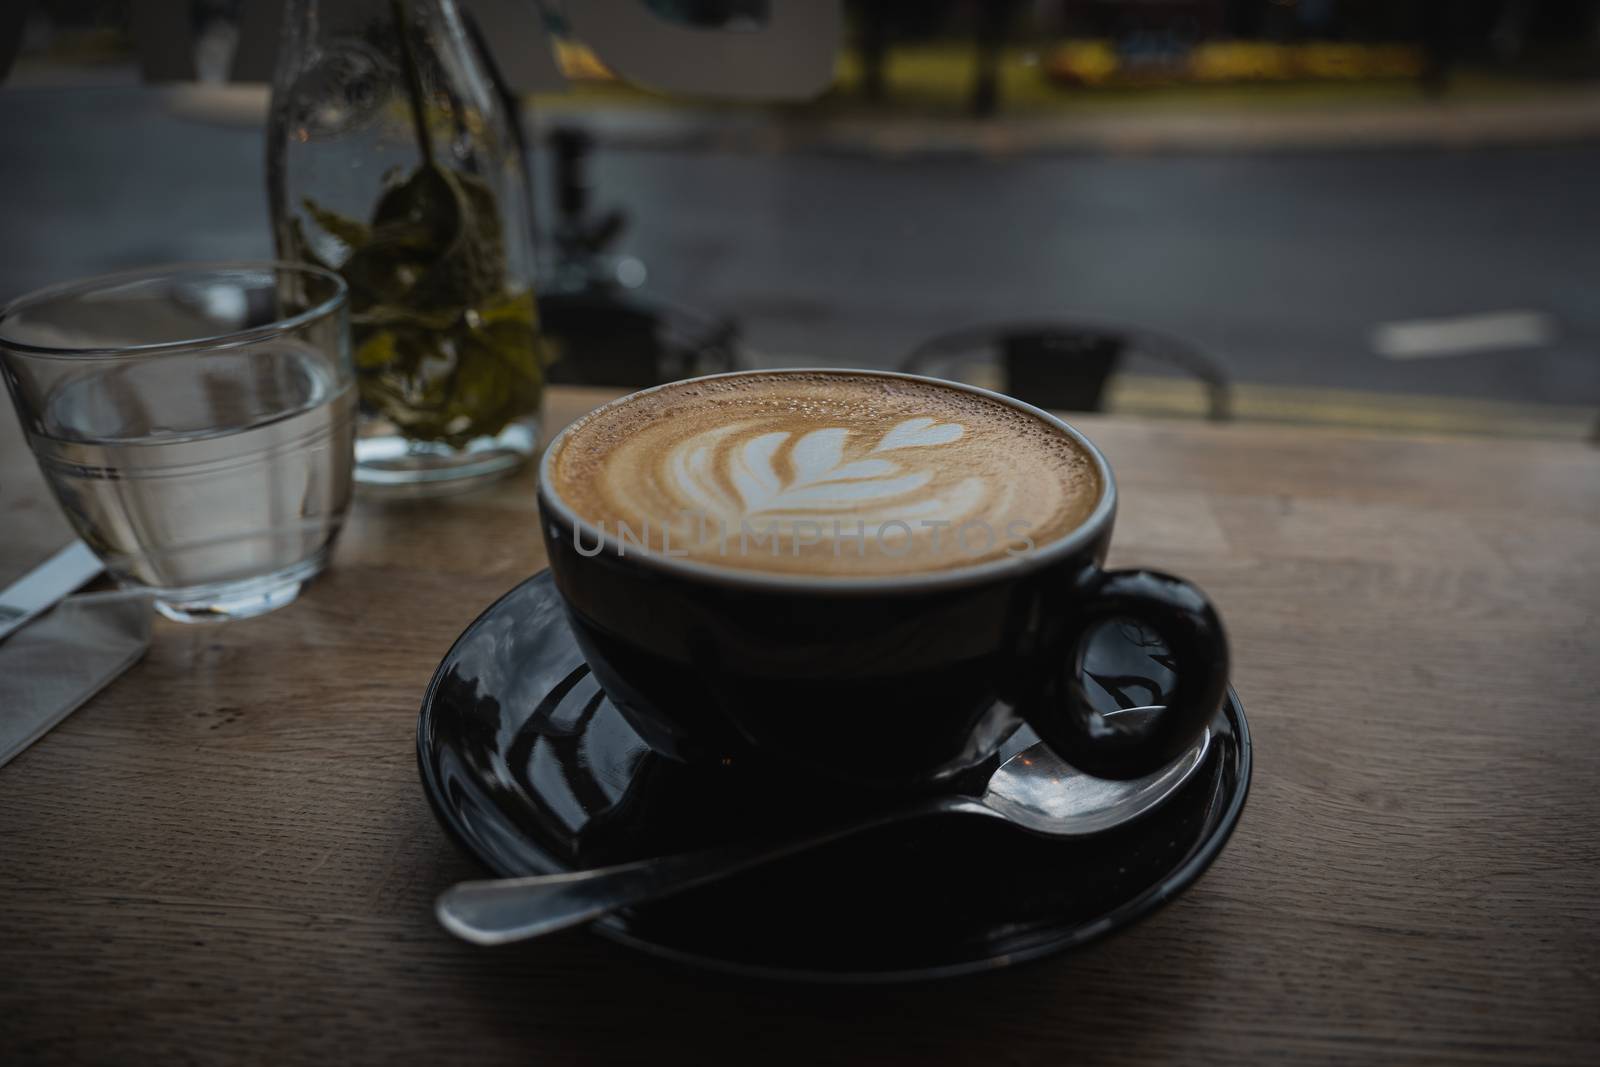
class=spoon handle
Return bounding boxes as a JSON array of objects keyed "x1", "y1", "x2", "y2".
[{"x1": 436, "y1": 798, "x2": 967, "y2": 946}]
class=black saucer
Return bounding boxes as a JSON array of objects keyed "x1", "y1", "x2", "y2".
[{"x1": 417, "y1": 571, "x2": 1251, "y2": 982}]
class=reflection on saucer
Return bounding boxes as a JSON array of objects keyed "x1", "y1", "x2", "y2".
[{"x1": 419, "y1": 570, "x2": 1251, "y2": 982}]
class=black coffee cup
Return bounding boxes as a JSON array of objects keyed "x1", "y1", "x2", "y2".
[{"x1": 538, "y1": 370, "x2": 1228, "y2": 790}]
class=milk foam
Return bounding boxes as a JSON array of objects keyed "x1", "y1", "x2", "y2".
[{"x1": 549, "y1": 373, "x2": 1101, "y2": 577}]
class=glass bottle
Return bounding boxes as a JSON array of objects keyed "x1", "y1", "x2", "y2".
[{"x1": 267, "y1": 0, "x2": 543, "y2": 492}]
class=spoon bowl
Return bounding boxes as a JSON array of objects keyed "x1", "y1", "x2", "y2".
[{"x1": 966, "y1": 706, "x2": 1209, "y2": 835}]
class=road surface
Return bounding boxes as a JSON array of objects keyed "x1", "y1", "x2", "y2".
[{"x1": 3, "y1": 86, "x2": 1597, "y2": 406}]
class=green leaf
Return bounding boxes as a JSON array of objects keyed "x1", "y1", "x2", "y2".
[
  {"x1": 353, "y1": 330, "x2": 398, "y2": 371},
  {"x1": 372, "y1": 165, "x2": 459, "y2": 250},
  {"x1": 351, "y1": 303, "x2": 459, "y2": 332},
  {"x1": 301, "y1": 197, "x2": 372, "y2": 249}
]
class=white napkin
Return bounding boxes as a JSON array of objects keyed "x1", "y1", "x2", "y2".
[{"x1": 0, "y1": 589, "x2": 152, "y2": 769}]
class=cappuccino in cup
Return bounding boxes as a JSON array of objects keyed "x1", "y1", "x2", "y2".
[
  {"x1": 538, "y1": 369, "x2": 1227, "y2": 789},
  {"x1": 547, "y1": 372, "x2": 1102, "y2": 576}
]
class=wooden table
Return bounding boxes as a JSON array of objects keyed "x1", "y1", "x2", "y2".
[{"x1": 3, "y1": 387, "x2": 1597, "y2": 1065}]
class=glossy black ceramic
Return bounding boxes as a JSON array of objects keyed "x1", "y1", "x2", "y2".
[
  {"x1": 537, "y1": 369, "x2": 1229, "y2": 788},
  {"x1": 417, "y1": 570, "x2": 1252, "y2": 982}
]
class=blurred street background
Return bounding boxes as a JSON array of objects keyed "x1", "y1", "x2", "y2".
[{"x1": 4, "y1": 0, "x2": 1599, "y2": 436}]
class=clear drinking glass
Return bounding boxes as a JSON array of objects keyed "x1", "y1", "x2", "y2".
[{"x1": 0, "y1": 263, "x2": 356, "y2": 622}]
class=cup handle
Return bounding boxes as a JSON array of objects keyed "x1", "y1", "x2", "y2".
[{"x1": 1021, "y1": 569, "x2": 1229, "y2": 780}]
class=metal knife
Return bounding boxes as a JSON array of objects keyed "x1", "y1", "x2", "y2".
[{"x1": 0, "y1": 541, "x2": 104, "y2": 643}]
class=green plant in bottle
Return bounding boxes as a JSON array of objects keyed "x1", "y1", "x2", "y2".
[{"x1": 272, "y1": 0, "x2": 547, "y2": 463}]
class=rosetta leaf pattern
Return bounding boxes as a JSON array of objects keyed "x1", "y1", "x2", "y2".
[{"x1": 728, "y1": 418, "x2": 964, "y2": 515}]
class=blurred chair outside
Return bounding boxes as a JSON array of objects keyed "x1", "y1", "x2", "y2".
[{"x1": 901, "y1": 319, "x2": 1233, "y2": 421}]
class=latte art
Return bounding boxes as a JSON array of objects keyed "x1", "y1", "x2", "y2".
[
  {"x1": 548, "y1": 373, "x2": 1102, "y2": 576},
  {"x1": 669, "y1": 417, "x2": 984, "y2": 533}
]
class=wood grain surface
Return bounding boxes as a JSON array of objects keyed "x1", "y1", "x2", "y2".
[{"x1": 2, "y1": 387, "x2": 1597, "y2": 1066}]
